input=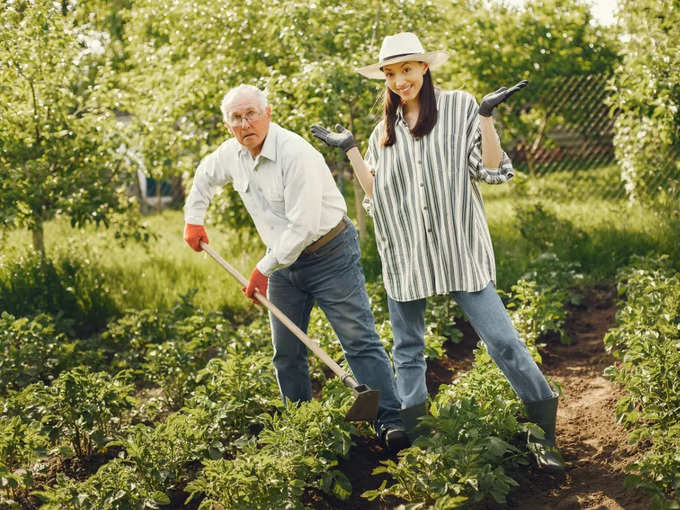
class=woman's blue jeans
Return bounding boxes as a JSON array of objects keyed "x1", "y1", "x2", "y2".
[
  {"x1": 387, "y1": 282, "x2": 554, "y2": 408},
  {"x1": 268, "y1": 222, "x2": 402, "y2": 434}
]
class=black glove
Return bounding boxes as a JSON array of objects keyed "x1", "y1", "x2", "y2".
[
  {"x1": 478, "y1": 80, "x2": 528, "y2": 117},
  {"x1": 311, "y1": 123, "x2": 357, "y2": 153}
]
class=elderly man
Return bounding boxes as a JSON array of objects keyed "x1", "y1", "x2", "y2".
[{"x1": 183, "y1": 85, "x2": 408, "y2": 451}]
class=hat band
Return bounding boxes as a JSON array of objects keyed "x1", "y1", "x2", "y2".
[{"x1": 379, "y1": 52, "x2": 424, "y2": 66}]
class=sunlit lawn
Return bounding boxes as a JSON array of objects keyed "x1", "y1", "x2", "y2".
[
  {"x1": 2, "y1": 210, "x2": 265, "y2": 316},
  {"x1": 2, "y1": 164, "x2": 677, "y2": 314}
]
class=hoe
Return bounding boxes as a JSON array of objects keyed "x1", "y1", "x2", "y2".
[{"x1": 200, "y1": 241, "x2": 381, "y2": 422}]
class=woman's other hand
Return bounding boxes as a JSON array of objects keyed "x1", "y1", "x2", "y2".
[
  {"x1": 478, "y1": 80, "x2": 528, "y2": 117},
  {"x1": 311, "y1": 123, "x2": 358, "y2": 153}
]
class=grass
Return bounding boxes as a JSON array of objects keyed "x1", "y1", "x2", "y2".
[
  {"x1": 1, "y1": 210, "x2": 265, "y2": 317},
  {"x1": 483, "y1": 167, "x2": 680, "y2": 288},
  {"x1": 2, "y1": 164, "x2": 678, "y2": 318}
]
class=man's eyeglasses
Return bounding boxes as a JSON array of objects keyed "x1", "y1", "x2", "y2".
[{"x1": 226, "y1": 110, "x2": 264, "y2": 127}]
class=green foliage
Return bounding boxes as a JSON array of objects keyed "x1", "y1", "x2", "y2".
[
  {"x1": 0, "y1": 0, "x2": 143, "y2": 254},
  {"x1": 0, "y1": 253, "x2": 119, "y2": 337},
  {"x1": 185, "y1": 354, "x2": 281, "y2": 439},
  {"x1": 508, "y1": 279, "x2": 570, "y2": 346},
  {"x1": 364, "y1": 347, "x2": 527, "y2": 507},
  {"x1": 111, "y1": 410, "x2": 222, "y2": 495},
  {"x1": 38, "y1": 351, "x2": 280, "y2": 508},
  {"x1": 0, "y1": 313, "x2": 65, "y2": 393},
  {"x1": 97, "y1": 290, "x2": 235, "y2": 375},
  {"x1": 515, "y1": 201, "x2": 590, "y2": 258},
  {"x1": 0, "y1": 415, "x2": 47, "y2": 505},
  {"x1": 364, "y1": 403, "x2": 520, "y2": 508},
  {"x1": 426, "y1": 295, "x2": 464, "y2": 346},
  {"x1": 33, "y1": 458, "x2": 168, "y2": 510},
  {"x1": 186, "y1": 399, "x2": 354, "y2": 509},
  {"x1": 604, "y1": 255, "x2": 680, "y2": 506},
  {"x1": 38, "y1": 367, "x2": 135, "y2": 457},
  {"x1": 438, "y1": 0, "x2": 618, "y2": 158},
  {"x1": 608, "y1": 0, "x2": 680, "y2": 203},
  {"x1": 0, "y1": 416, "x2": 47, "y2": 471}
]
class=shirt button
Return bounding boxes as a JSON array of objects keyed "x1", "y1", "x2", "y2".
[
  {"x1": 427, "y1": 228, "x2": 432, "y2": 233},
  {"x1": 423, "y1": 206, "x2": 428, "y2": 210},
  {"x1": 419, "y1": 182, "x2": 424, "y2": 187}
]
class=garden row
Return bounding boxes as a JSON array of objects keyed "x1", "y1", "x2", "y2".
[
  {"x1": 1, "y1": 250, "x2": 580, "y2": 508},
  {"x1": 603, "y1": 255, "x2": 680, "y2": 509}
]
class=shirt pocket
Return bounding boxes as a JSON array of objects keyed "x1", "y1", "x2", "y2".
[{"x1": 263, "y1": 187, "x2": 286, "y2": 216}]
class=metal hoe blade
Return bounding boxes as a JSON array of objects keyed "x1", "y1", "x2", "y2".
[
  {"x1": 200, "y1": 242, "x2": 382, "y2": 422},
  {"x1": 344, "y1": 384, "x2": 380, "y2": 422}
]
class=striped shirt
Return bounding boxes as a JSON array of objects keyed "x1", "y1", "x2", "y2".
[{"x1": 364, "y1": 89, "x2": 514, "y2": 301}]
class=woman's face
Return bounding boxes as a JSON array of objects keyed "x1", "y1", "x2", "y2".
[{"x1": 383, "y1": 61, "x2": 429, "y2": 105}]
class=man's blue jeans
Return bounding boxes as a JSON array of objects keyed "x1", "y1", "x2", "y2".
[
  {"x1": 387, "y1": 282, "x2": 554, "y2": 409},
  {"x1": 268, "y1": 221, "x2": 402, "y2": 433}
]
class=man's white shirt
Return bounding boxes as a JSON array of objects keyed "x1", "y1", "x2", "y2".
[{"x1": 185, "y1": 122, "x2": 346, "y2": 275}]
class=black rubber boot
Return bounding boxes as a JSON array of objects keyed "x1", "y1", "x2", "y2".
[
  {"x1": 400, "y1": 403, "x2": 428, "y2": 442},
  {"x1": 525, "y1": 394, "x2": 566, "y2": 473}
]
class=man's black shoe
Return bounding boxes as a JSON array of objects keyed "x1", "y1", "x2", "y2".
[{"x1": 383, "y1": 426, "x2": 411, "y2": 453}]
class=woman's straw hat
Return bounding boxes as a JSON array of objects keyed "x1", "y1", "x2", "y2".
[{"x1": 357, "y1": 32, "x2": 449, "y2": 80}]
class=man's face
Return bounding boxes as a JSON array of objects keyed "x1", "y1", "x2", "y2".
[{"x1": 225, "y1": 92, "x2": 272, "y2": 157}]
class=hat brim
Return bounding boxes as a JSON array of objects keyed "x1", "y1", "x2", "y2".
[{"x1": 356, "y1": 50, "x2": 449, "y2": 79}]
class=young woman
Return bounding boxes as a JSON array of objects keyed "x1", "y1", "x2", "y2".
[{"x1": 312, "y1": 32, "x2": 564, "y2": 472}]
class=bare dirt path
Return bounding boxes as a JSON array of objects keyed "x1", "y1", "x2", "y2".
[
  {"x1": 316, "y1": 285, "x2": 653, "y2": 509},
  {"x1": 497, "y1": 285, "x2": 651, "y2": 510}
]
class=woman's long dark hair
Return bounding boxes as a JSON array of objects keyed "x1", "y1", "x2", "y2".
[{"x1": 381, "y1": 68, "x2": 437, "y2": 147}]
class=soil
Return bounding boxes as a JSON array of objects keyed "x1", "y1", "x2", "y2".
[{"x1": 312, "y1": 284, "x2": 653, "y2": 509}]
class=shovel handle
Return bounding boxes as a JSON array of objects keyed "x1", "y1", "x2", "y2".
[{"x1": 199, "y1": 242, "x2": 360, "y2": 389}]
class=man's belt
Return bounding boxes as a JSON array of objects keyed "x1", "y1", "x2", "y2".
[{"x1": 303, "y1": 216, "x2": 349, "y2": 254}]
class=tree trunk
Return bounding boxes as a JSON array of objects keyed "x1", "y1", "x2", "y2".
[
  {"x1": 156, "y1": 177, "x2": 162, "y2": 214},
  {"x1": 31, "y1": 221, "x2": 45, "y2": 257},
  {"x1": 132, "y1": 171, "x2": 150, "y2": 214}
]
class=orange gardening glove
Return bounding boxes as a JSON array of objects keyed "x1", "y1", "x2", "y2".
[
  {"x1": 184, "y1": 223, "x2": 209, "y2": 252},
  {"x1": 244, "y1": 267, "x2": 268, "y2": 305}
]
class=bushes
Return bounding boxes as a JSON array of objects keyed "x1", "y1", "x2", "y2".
[
  {"x1": 0, "y1": 254, "x2": 118, "y2": 337},
  {"x1": 186, "y1": 398, "x2": 354, "y2": 509},
  {"x1": 0, "y1": 313, "x2": 65, "y2": 393},
  {"x1": 608, "y1": 0, "x2": 680, "y2": 204},
  {"x1": 39, "y1": 367, "x2": 136, "y2": 458},
  {"x1": 604, "y1": 255, "x2": 680, "y2": 507},
  {"x1": 363, "y1": 346, "x2": 528, "y2": 508}
]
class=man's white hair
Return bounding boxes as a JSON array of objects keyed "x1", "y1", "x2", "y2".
[{"x1": 220, "y1": 85, "x2": 268, "y2": 122}]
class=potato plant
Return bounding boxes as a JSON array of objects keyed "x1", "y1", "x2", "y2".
[
  {"x1": 186, "y1": 398, "x2": 354, "y2": 509},
  {"x1": 604, "y1": 255, "x2": 680, "y2": 507},
  {"x1": 0, "y1": 313, "x2": 66, "y2": 394},
  {"x1": 37, "y1": 367, "x2": 136, "y2": 457},
  {"x1": 34, "y1": 352, "x2": 280, "y2": 507}
]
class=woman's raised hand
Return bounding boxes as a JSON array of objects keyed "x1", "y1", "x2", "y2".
[
  {"x1": 478, "y1": 80, "x2": 528, "y2": 117},
  {"x1": 311, "y1": 123, "x2": 357, "y2": 153}
]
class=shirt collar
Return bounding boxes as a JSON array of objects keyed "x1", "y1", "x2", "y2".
[
  {"x1": 395, "y1": 88, "x2": 442, "y2": 126},
  {"x1": 396, "y1": 105, "x2": 407, "y2": 126},
  {"x1": 237, "y1": 122, "x2": 279, "y2": 162},
  {"x1": 259, "y1": 123, "x2": 278, "y2": 161}
]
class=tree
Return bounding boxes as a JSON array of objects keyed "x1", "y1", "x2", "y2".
[
  {"x1": 435, "y1": 0, "x2": 619, "y2": 174},
  {"x1": 0, "y1": 0, "x2": 141, "y2": 255},
  {"x1": 122, "y1": 0, "x2": 441, "y2": 238},
  {"x1": 607, "y1": 0, "x2": 680, "y2": 203}
]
